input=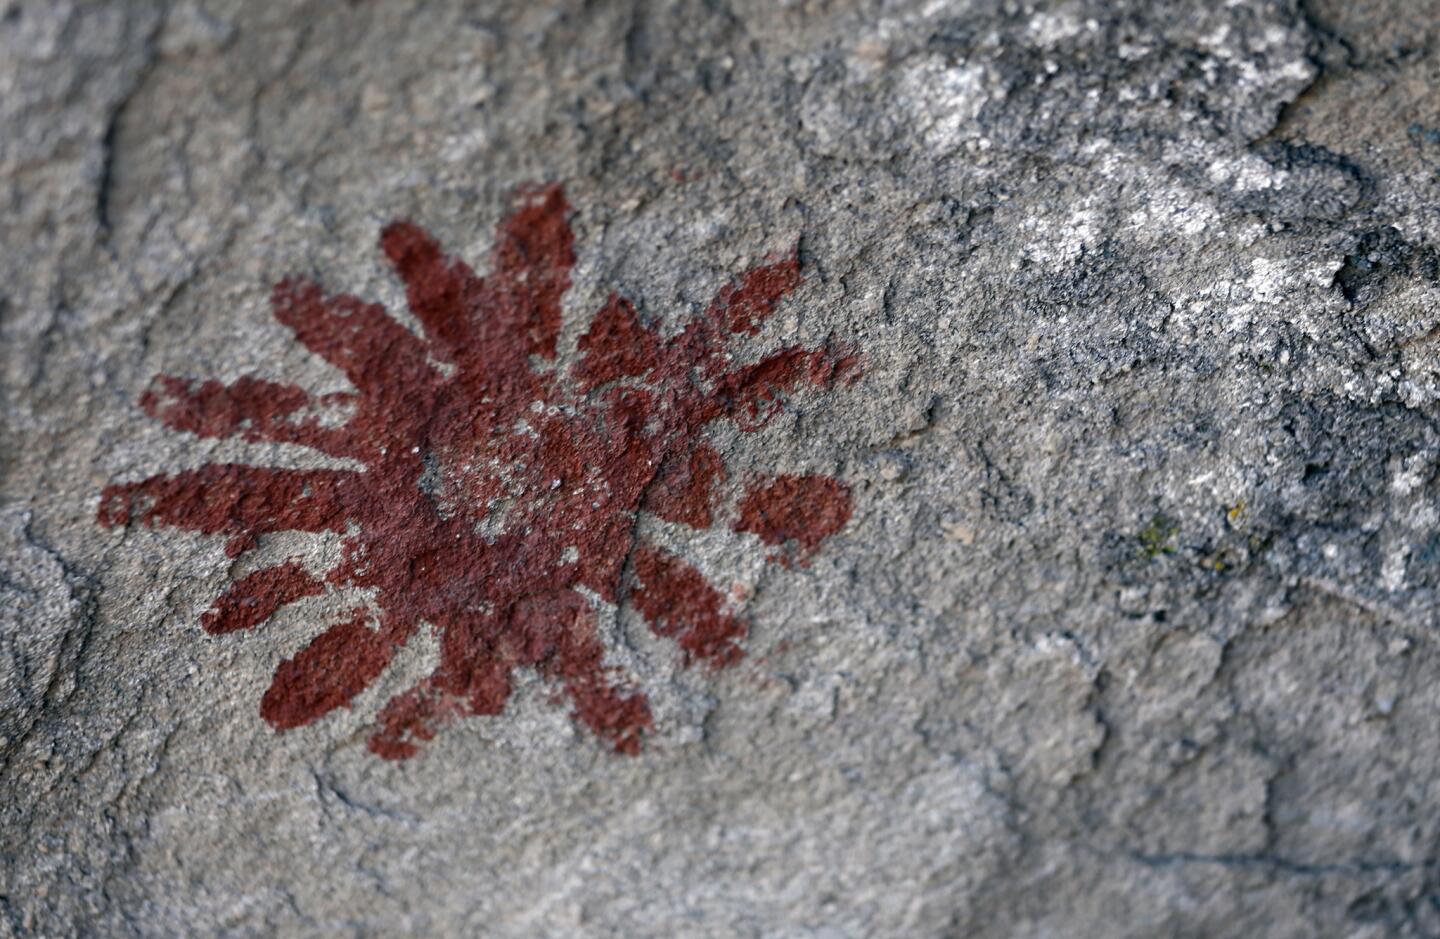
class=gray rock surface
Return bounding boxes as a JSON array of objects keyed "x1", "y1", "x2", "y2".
[{"x1": 6, "y1": 0, "x2": 1440, "y2": 935}]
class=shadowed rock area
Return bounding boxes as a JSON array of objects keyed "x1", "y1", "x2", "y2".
[{"x1": 6, "y1": 0, "x2": 1440, "y2": 935}]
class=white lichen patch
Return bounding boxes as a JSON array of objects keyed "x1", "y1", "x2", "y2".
[{"x1": 897, "y1": 57, "x2": 998, "y2": 153}]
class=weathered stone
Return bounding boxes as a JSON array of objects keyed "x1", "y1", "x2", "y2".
[{"x1": 6, "y1": 0, "x2": 1440, "y2": 935}]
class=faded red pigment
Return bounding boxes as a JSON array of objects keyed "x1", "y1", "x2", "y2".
[{"x1": 98, "y1": 184, "x2": 858, "y2": 759}]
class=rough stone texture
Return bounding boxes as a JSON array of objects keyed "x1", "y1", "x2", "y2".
[{"x1": 6, "y1": 0, "x2": 1440, "y2": 935}]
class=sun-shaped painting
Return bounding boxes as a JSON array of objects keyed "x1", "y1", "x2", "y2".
[{"x1": 98, "y1": 185, "x2": 858, "y2": 759}]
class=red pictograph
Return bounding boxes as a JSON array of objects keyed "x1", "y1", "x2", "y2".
[{"x1": 99, "y1": 185, "x2": 858, "y2": 759}]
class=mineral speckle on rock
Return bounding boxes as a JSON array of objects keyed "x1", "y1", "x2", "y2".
[{"x1": 6, "y1": 0, "x2": 1440, "y2": 935}]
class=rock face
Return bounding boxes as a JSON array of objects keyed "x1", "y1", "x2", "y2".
[{"x1": 5, "y1": 0, "x2": 1440, "y2": 935}]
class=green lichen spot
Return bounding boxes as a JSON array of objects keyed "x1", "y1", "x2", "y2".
[{"x1": 1138, "y1": 514, "x2": 1178, "y2": 558}]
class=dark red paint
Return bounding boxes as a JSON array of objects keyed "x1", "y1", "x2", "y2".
[
  {"x1": 201, "y1": 561, "x2": 322, "y2": 635},
  {"x1": 735, "y1": 475, "x2": 854, "y2": 567},
  {"x1": 99, "y1": 184, "x2": 858, "y2": 759},
  {"x1": 261, "y1": 609, "x2": 397, "y2": 731},
  {"x1": 643, "y1": 444, "x2": 726, "y2": 529},
  {"x1": 630, "y1": 545, "x2": 746, "y2": 668}
]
